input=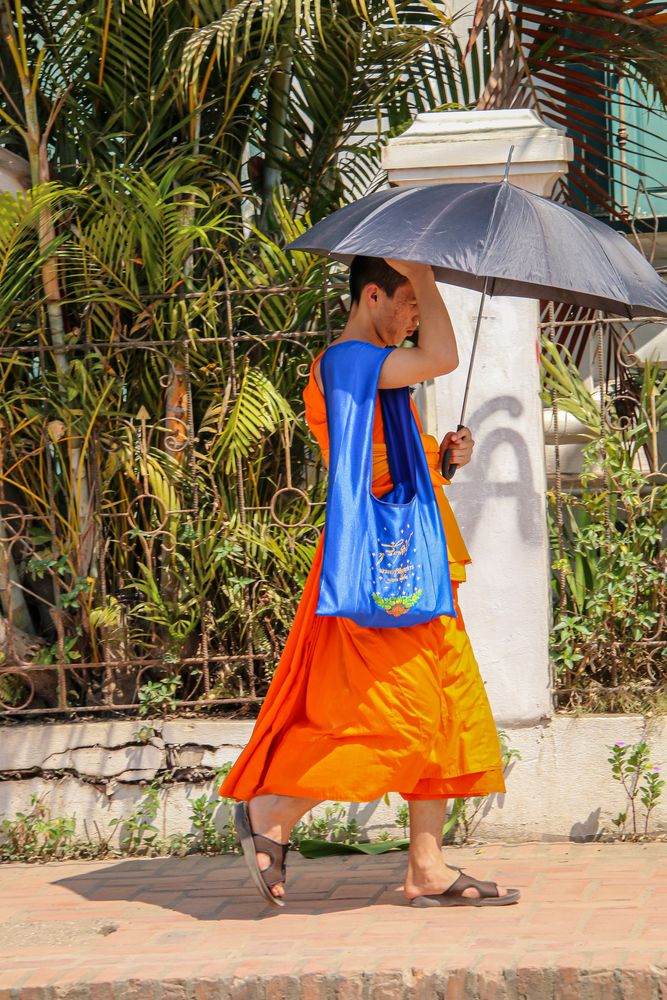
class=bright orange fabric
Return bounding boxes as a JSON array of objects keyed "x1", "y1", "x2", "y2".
[{"x1": 218, "y1": 347, "x2": 506, "y2": 802}]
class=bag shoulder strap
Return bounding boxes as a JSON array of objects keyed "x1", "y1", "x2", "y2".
[
  {"x1": 319, "y1": 340, "x2": 394, "y2": 485},
  {"x1": 380, "y1": 386, "x2": 415, "y2": 495}
]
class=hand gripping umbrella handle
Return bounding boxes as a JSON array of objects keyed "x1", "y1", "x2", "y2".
[{"x1": 441, "y1": 424, "x2": 465, "y2": 481}]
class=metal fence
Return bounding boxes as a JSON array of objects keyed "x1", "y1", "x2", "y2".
[
  {"x1": 542, "y1": 307, "x2": 665, "y2": 712},
  {"x1": 0, "y1": 281, "x2": 338, "y2": 718},
  {"x1": 0, "y1": 289, "x2": 664, "y2": 718}
]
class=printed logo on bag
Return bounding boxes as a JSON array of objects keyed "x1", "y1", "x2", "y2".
[{"x1": 371, "y1": 524, "x2": 423, "y2": 617}]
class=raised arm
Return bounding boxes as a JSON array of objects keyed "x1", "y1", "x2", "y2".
[{"x1": 378, "y1": 259, "x2": 459, "y2": 390}]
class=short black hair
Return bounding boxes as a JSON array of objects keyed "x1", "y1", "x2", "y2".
[{"x1": 349, "y1": 256, "x2": 408, "y2": 305}]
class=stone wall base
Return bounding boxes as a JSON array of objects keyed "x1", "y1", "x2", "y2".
[
  {"x1": 0, "y1": 715, "x2": 665, "y2": 845},
  {"x1": 2, "y1": 966, "x2": 665, "y2": 1000}
]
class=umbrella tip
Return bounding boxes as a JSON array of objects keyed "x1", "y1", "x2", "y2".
[{"x1": 503, "y1": 145, "x2": 515, "y2": 182}]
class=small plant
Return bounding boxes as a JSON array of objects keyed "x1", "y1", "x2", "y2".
[
  {"x1": 0, "y1": 764, "x2": 242, "y2": 863},
  {"x1": 0, "y1": 672, "x2": 29, "y2": 707},
  {"x1": 607, "y1": 739, "x2": 665, "y2": 838},
  {"x1": 394, "y1": 803, "x2": 409, "y2": 837},
  {"x1": 164, "y1": 831, "x2": 193, "y2": 857},
  {"x1": 108, "y1": 781, "x2": 162, "y2": 853},
  {"x1": 292, "y1": 803, "x2": 360, "y2": 848},
  {"x1": 444, "y1": 730, "x2": 522, "y2": 845},
  {"x1": 33, "y1": 631, "x2": 82, "y2": 667},
  {"x1": 133, "y1": 723, "x2": 157, "y2": 743},
  {"x1": 190, "y1": 794, "x2": 219, "y2": 848},
  {"x1": 26, "y1": 555, "x2": 95, "y2": 611},
  {"x1": 0, "y1": 793, "x2": 76, "y2": 861},
  {"x1": 189, "y1": 793, "x2": 236, "y2": 854},
  {"x1": 185, "y1": 763, "x2": 238, "y2": 854},
  {"x1": 137, "y1": 676, "x2": 181, "y2": 716}
]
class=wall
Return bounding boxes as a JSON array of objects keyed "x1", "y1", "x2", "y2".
[{"x1": 1, "y1": 717, "x2": 665, "y2": 846}]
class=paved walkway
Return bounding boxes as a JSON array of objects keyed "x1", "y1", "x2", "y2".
[{"x1": 0, "y1": 841, "x2": 666, "y2": 999}]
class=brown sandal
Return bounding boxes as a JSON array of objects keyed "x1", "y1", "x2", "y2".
[
  {"x1": 234, "y1": 801, "x2": 289, "y2": 909},
  {"x1": 410, "y1": 862, "x2": 521, "y2": 907}
]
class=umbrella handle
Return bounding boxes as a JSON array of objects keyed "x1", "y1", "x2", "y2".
[{"x1": 441, "y1": 424, "x2": 465, "y2": 481}]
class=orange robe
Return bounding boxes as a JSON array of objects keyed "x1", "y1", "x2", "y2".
[{"x1": 219, "y1": 348, "x2": 506, "y2": 802}]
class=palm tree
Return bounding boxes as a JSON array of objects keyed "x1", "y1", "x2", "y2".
[{"x1": 0, "y1": 0, "x2": 665, "y2": 714}]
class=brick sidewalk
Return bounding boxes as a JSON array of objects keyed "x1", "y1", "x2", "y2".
[{"x1": 0, "y1": 841, "x2": 665, "y2": 999}]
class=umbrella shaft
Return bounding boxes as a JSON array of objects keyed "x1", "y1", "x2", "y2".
[{"x1": 458, "y1": 275, "x2": 489, "y2": 427}]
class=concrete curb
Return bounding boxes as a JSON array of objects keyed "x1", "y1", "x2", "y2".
[{"x1": 2, "y1": 965, "x2": 667, "y2": 1000}]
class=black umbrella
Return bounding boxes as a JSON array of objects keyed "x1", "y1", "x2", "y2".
[{"x1": 287, "y1": 148, "x2": 667, "y2": 478}]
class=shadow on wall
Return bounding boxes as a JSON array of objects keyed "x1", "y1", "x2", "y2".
[
  {"x1": 451, "y1": 395, "x2": 543, "y2": 546},
  {"x1": 570, "y1": 809, "x2": 602, "y2": 842}
]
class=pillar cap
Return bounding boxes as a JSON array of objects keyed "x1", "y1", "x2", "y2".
[{"x1": 382, "y1": 109, "x2": 573, "y2": 192}]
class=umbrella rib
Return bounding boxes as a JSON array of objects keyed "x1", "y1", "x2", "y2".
[
  {"x1": 477, "y1": 182, "x2": 508, "y2": 282},
  {"x1": 336, "y1": 186, "x2": 418, "y2": 254},
  {"x1": 391, "y1": 185, "x2": 497, "y2": 264}
]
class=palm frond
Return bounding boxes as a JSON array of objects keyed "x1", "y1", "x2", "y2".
[
  {"x1": 468, "y1": 0, "x2": 667, "y2": 220},
  {"x1": 200, "y1": 362, "x2": 294, "y2": 474},
  {"x1": 0, "y1": 184, "x2": 72, "y2": 330}
]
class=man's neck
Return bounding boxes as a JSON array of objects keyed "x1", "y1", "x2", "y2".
[{"x1": 341, "y1": 308, "x2": 388, "y2": 348}]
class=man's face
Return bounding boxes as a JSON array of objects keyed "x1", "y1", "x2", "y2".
[{"x1": 367, "y1": 280, "x2": 419, "y2": 346}]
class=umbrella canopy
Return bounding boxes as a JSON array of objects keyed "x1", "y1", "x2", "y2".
[{"x1": 287, "y1": 180, "x2": 667, "y2": 319}]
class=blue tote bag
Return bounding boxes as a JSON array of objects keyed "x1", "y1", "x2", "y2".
[{"x1": 316, "y1": 340, "x2": 456, "y2": 628}]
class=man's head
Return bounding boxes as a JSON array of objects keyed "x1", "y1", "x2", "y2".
[{"x1": 348, "y1": 256, "x2": 419, "y2": 346}]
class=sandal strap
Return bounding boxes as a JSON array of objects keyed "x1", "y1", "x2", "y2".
[
  {"x1": 252, "y1": 833, "x2": 289, "y2": 889},
  {"x1": 444, "y1": 868, "x2": 499, "y2": 899}
]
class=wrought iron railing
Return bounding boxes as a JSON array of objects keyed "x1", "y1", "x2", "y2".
[
  {"x1": 0, "y1": 282, "x2": 337, "y2": 717},
  {"x1": 542, "y1": 308, "x2": 665, "y2": 712},
  {"x1": 0, "y1": 290, "x2": 664, "y2": 717}
]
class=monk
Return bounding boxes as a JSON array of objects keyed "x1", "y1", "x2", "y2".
[{"x1": 219, "y1": 256, "x2": 520, "y2": 909}]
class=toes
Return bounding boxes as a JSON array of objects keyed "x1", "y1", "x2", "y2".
[
  {"x1": 461, "y1": 884, "x2": 508, "y2": 898},
  {"x1": 256, "y1": 851, "x2": 284, "y2": 898}
]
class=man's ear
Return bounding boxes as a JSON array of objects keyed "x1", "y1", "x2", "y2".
[{"x1": 364, "y1": 282, "x2": 380, "y2": 306}]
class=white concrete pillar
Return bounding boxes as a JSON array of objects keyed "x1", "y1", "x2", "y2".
[
  {"x1": 382, "y1": 109, "x2": 573, "y2": 724},
  {"x1": 0, "y1": 149, "x2": 30, "y2": 195}
]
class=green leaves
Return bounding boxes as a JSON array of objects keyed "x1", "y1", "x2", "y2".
[
  {"x1": 297, "y1": 837, "x2": 410, "y2": 857},
  {"x1": 545, "y1": 345, "x2": 666, "y2": 712},
  {"x1": 137, "y1": 675, "x2": 182, "y2": 716},
  {"x1": 606, "y1": 739, "x2": 665, "y2": 837},
  {"x1": 468, "y1": 0, "x2": 667, "y2": 221},
  {"x1": 0, "y1": 184, "x2": 71, "y2": 331},
  {"x1": 201, "y1": 362, "x2": 294, "y2": 474},
  {"x1": 540, "y1": 334, "x2": 601, "y2": 435}
]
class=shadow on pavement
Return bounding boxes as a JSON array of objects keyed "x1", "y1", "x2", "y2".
[{"x1": 53, "y1": 851, "x2": 410, "y2": 921}]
